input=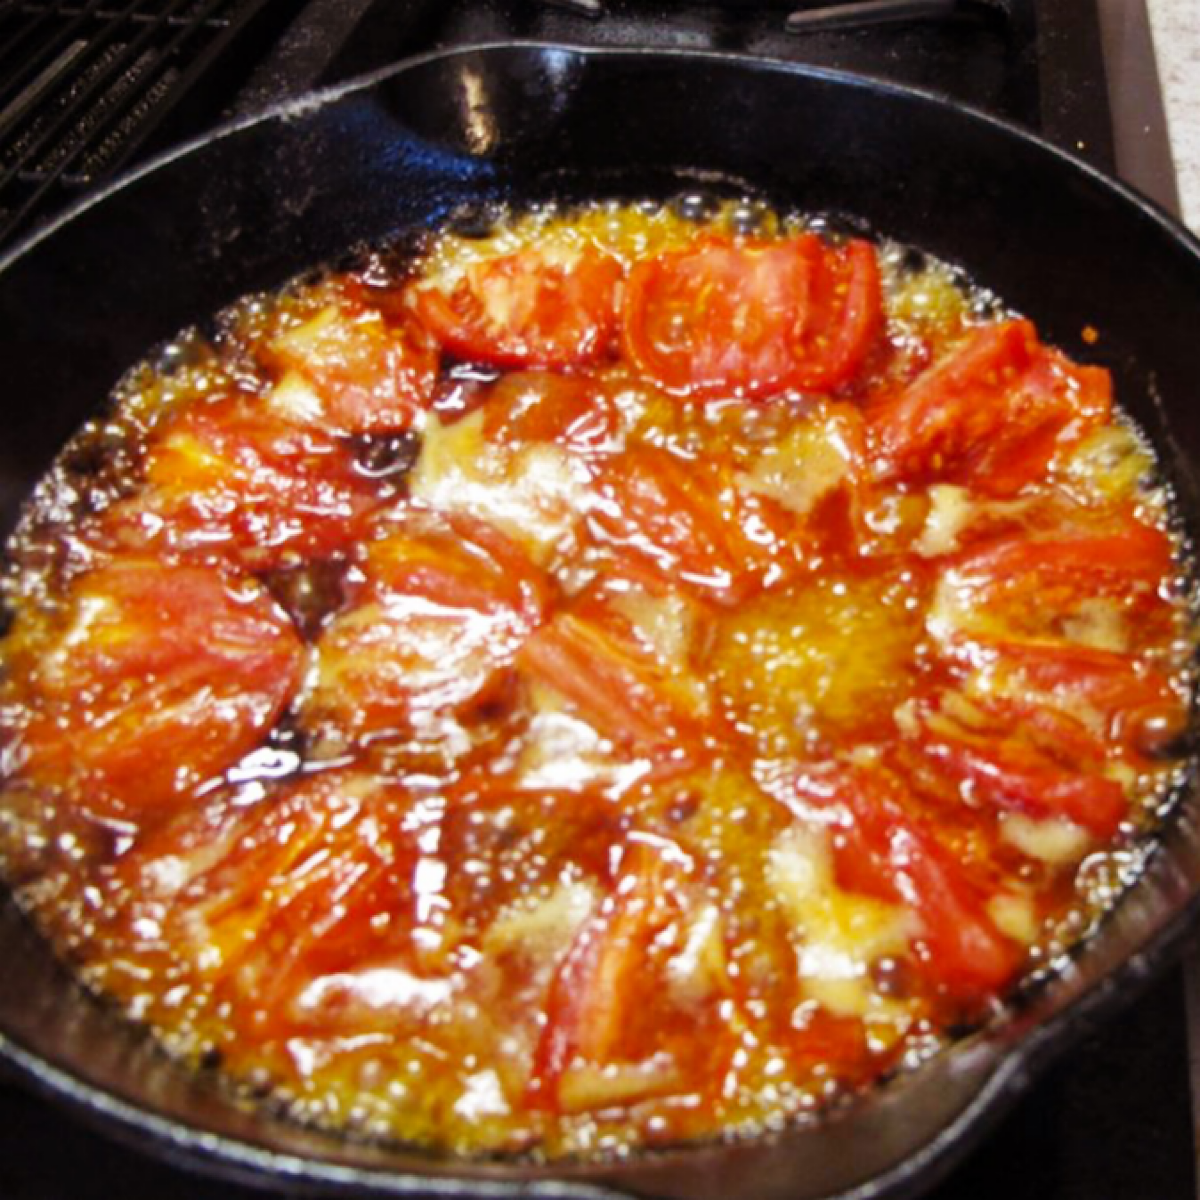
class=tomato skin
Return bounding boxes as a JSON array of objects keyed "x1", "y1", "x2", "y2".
[
  {"x1": 976, "y1": 641, "x2": 1188, "y2": 761},
  {"x1": 110, "y1": 771, "x2": 428, "y2": 1039},
  {"x1": 517, "y1": 608, "x2": 708, "y2": 753},
  {"x1": 412, "y1": 247, "x2": 622, "y2": 369},
  {"x1": 870, "y1": 319, "x2": 1112, "y2": 495},
  {"x1": 946, "y1": 519, "x2": 1172, "y2": 599},
  {"x1": 527, "y1": 841, "x2": 691, "y2": 1112},
  {"x1": 907, "y1": 704, "x2": 1128, "y2": 838},
  {"x1": 588, "y1": 444, "x2": 804, "y2": 605},
  {"x1": 621, "y1": 234, "x2": 882, "y2": 399},
  {"x1": 267, "y1": 288, "x2": 439, "y2": 435},
  {"x1": 300, "y1": 513, "x2": 549, "y2": 745},
  {"x1": 6, "y1": 559, "x2": 301, "y2": 819},
  {"x1": 784, "y1": 766, "x2": 1020, "y2": 998},
  {"x1": 481, "y1": 371, "x2": 619, "y2": 453},
  {"x1": 102, "y1": 396, "x2": 385, "y2": 571},
  {"x1": 932, "y1": 518, "x2": 1177, "y2": 652}
]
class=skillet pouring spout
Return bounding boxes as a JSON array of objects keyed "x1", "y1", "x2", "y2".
[{"x1": 1, "y1": 42, "x2": 1200, "y2": 1200}]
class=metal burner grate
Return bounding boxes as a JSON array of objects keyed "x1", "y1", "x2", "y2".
[{"x1": 0, "y1": 0, "x2": 290, "y2": 247}]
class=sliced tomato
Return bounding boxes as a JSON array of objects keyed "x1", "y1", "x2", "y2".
[
  {"x1": 300, "y1": 513, "x2": 549, "y2": 746},
  {"x1": 870, "y1": 319, "x2": 1112, "y2": 496},
  {"x1": 983, "y1": 641, "x2": 1188, "y2": 760},
  {"x1": 947, "y1": 519, "x2": 1172, "y2": 598},
  {"x1": 267, "y1": 293, "x2": 439, "y2": 434},
  {"x1": 411, "y1": 246, "x2": 622, "y2": 369},
  {"x1": 481, "y1": 370, "x2": 618, "y2": 453},
  {"x1": 588, "y1": 443, "x2": 804, "y2": 604},
  {"x1": 933, "y1": 518, "x2": 1176, "y2": 646},
  {"x1": 621, "y1": 234, "x2": 882, "y2": 399},
  {"x1": 517, "y1": 607, "x2": 710, "y2": 754},
  {"x1": 907, "y1": 700, "x2": 1128, "y2": 838},
  {"x1": 784, "y1": 766, "x2": 1020, "y2": 999},
  {"x1": 104, "y1": 395, "x2": 385, "y2": 571},
  {"x1": 527, "y1": 840, "x2": 693, "y2": 1112},
  {"x1": 7, "y1": 559, "x2": 301, "y2": 818},
  {"x1": 114, "y1": 772, "x2": 431, "y2": 1038}
]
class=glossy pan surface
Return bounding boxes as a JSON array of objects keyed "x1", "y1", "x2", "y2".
[{"x1": 1, "y1": 43, "x2": 1200, "y2": 1200}]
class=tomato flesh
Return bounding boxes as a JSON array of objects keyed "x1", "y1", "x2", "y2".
[
  {"x1": 267, "y1": 291, "x2": 438, "y2": 434},
  {"x1": 621, "y1": 234, "x2": 882, "y2": 399},
  {"x1": 412, "y1": 247, "x2": 622, "y2": 369},
  {"x1": 7, "y1": 559, "x2": 301, "y2": 817},
  {"x1": 104, "y1": 396, "x2": 384, "y2": 571},
  {"x1": 870, "y1": 319, "x2": 1112, "y2": 495},
  {"x1": 785, "y1": 766, "x2": 1021, "y2": 998},
  {"x1": 588, "y1": 443, "x2": 805, "y2": 604},
  {"x1": 301, "y1": 514, "x2": 548, "y2": 747}
]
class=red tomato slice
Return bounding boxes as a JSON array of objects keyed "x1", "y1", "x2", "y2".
[
  {"x1": 784, "y1": 766, "x2": 1020, "y2": 998},
  {"x1": 621, "y1": 234, "x2": 882, "y2": 399},
  {"x1": 481, "y1": 370, "x2": 619, "y2": 453},
  {"x1": 947, "y1": 519, "x2": 1172, "y2": 597},
  {"x1": 983, "y1": 641, "x2": 1188, "y2": 760},
  {"x1": 411, "y1": 246, "x2": 622, "y2": 369},
  {"x1": 103, "y1": 396, "x2": 385, "y2": 571},
  {"x1": 870, "y1": 319, "x2": 1112, "y2": 496},
  {"x1": 8, "y1": 559, "x2": 301, "y2": 818},
  {"x1": 934, "y1": 519, "x2": 1176, "y2": 645},
  {"x1": 268, "y1": 293, "x2": 438, "y2": 434},
  {"x1": 588, "y1": 444, "x2": 803, "y2": 604},
  {"x1": 528, "y1": 840, "x2": 691, "y2": 1111},
  {"x1": 517, "y1": 607, "x2": 709, "y2": 754},
  {"x1": 908, "y1": 702, "x2": 1128, "y2": 838},
  {"x1": 301, "y1": 514, "x2": 549, "y2": 746},
  {"x1": 113, "y1": 772, "x2": 429, "y2": 1039}
]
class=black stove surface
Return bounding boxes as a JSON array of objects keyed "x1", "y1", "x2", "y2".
[
  {"x1": 239, "y1": 0, "x2": 1113, "y2": 174},
  {"x1": 0, "y1": 2, "x2": 1193, "y2": 1198}
]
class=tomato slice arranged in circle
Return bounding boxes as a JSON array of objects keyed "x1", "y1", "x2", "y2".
[
  {"x1": 411, "y1": 246, "x2": 622, "y2": 369},
  {"x1": 5, "y1": 559, "x2": 302, "y2": 818},
  {"x1": 621, "y1": 234, "x2": 882, "y2": 399},
  {"x1": 869, "y1": 319, "x2": 1112, "y2": 496}
]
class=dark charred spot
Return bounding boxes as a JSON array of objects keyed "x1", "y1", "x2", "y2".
[
  {"x1": 899, "y1": 246, "x2": 929, "y2": 276},
  {"x1": 1129, "y1": 705, "x2": 1192, "y2": 760},
  {"x1": 351, "y1": 232, "x2": 429, "y2": 292},
  {"x1": 349, "y1": 431, "x2": 422, "y2": 480},
  {"x1": 667, "y1": 791, "x2": 702, "y2": 825},
  {"x1": 432, "y1": 361, "x2": 501, "y2": 424},
  {"x1": 262, "y1": 559, "x2": 348, "y2": 640},
  {"x1": 199, "y1": 1047, "x2": 224, "y2": 1071},
  {"x1": 265, "y1": 718, "x2": 309, "y2": 760},
  {"x1": 944, "y1": 1019, "x2": 982, "y2": 1041}
]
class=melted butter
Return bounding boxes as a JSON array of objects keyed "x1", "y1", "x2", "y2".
[
  {"x1": 711, "y1": 571, "x2": 928, "y2": 752},
  {"x1": 411, "y1": 411, "x2": 590, "y2": 564},
  {"x1": 736, "y1": 416, "x2": 852, "y2": 517},
  {"x1": 768, "y1": 824, "x2": 915, "y2": 1022}
]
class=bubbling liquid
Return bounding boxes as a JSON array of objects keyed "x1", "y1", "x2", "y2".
[{"x1": 0, "y1": 198, "x2": 1193, "y2": 1160}]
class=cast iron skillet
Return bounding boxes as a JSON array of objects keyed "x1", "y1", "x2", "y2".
[{"x1": 1, "y1": 43, "x2": 1199, "y2": 1200}]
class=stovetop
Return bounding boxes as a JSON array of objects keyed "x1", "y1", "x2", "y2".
[{"x1": 0, "y1": 2, "x2": 1194, "y2": 1197}]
